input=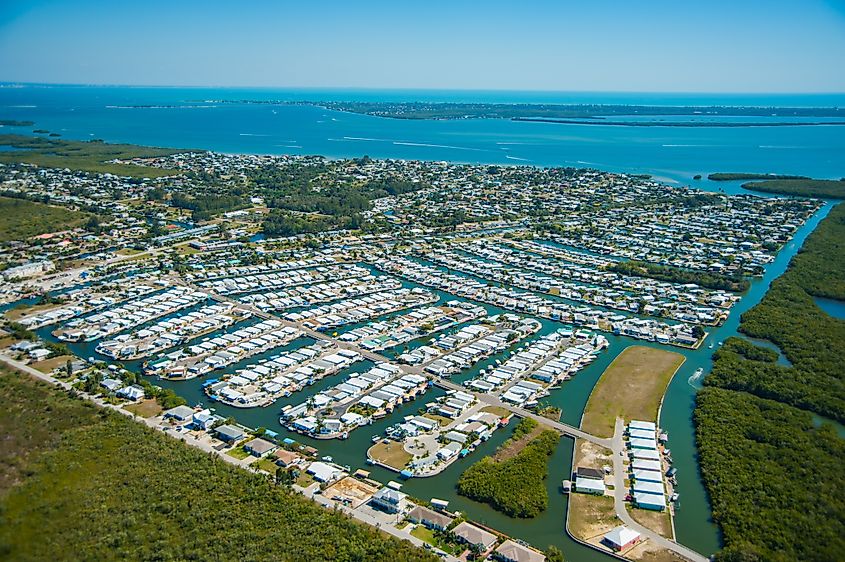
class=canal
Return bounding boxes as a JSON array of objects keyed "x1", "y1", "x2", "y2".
[{"x1": 17, "y1": 200, "x2": 834, "y2": 560}]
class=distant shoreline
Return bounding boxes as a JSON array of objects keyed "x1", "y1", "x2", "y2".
[{"x1": 511, "y1": 117, "x2": 845, "y2": 128}]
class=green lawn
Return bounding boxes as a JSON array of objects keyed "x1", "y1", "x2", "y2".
[
  {"x1": 0, "y1": 196, "x2": 88, "y2": 242},
  {"x1": 227, "y1": 446, "x2": 251, "y2": 460},
  {"x1": 256, "y1": 458, "x2": 278, "y2": 473},
  {"x1": 410, "y1": 525, "x2": 462, "y2": 555}
]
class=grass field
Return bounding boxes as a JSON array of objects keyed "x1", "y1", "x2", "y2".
[
  {"x1": 0, "y1": 196, "x2": 88, "y2": 242},
  {"x1": 227, "y1": 445, "x2": 252, "y2": 460},
  {"x1": 5, "y1": 303, "x2": 62, "y2": 322},
  {"x1": 0, "y1": 134, "x2": 183, "y2": 177},
  {"x1": 481, "y1": 405, "x2": 510, "y2": 418},
  {"x1": 124, "y1": 398, "x2": 162, "y2": 418},
  {"x1": 627, "y1": 505, "x2": 674, "y2": 539},
  {"x1": 568, "y1": 493, "x2": 618, "y2": 540},
  {"x1": 581, "y1": 346, "x2": 685, "y2": 438},
  {"x1": 29, "y1": 355, "x2": 74, "y2": 374},
  {"x1": 368, "y1": 440, "x2": 412, "y2": 470}
]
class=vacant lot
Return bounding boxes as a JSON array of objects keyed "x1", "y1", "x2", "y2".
[
  {"x1": 581, "y1": 346, "x2": 685, "y2": 438},
  {"x1": 368, "y1": 440, "x2": 412, "y2": 470},
  {"x1": 0, "y1": 196, "x2": 88, "y2": 242},
  {"x1": 124, "y1": 398, "x2": 162, "y2": 418},
  {"x1": 628, "y1": 505, "x2": 674, "y2": 539},
  {"x1": 568, "y1": 493, "x2": 618, "y2": 540}
]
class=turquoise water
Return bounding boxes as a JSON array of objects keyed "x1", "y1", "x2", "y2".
[
  {"x1": 814, "y1": 296, "x2": 845, "y2": 319},
  {"x1": 23, "y1": 203, "x2": 829, "y2": 559},
  {"x1": 4, "y1": 85, "x2": 844, "y2": 559},
  {"x1": 2, "y1": 86, "x2": 845, "y2": 189}
]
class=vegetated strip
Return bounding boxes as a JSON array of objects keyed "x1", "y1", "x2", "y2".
[
  {"x1": 695, "y1": 202, "x2": 845, "y2": 561},
  {"x1": 580, "y1": 345, "x2": 685, "y2": 439},
  {"x1": 707, "y1": 173, "x2": 811, "y2": 181},
  {"x1": 0, "y1": 369, "x2": 436, "y2": 562},
  {"x1": 704, "y1": 202, "x2": 845, "y2": 421},
  {"x1": 0, "y1": 134, "x2": 183, "y2": 177},
  {"x1": 229, "y1": 100, "x2": 845, "y2": 120},
  {"x1": 456, "y1": 418, "x2": 559, "y2": 518},
  {"x1": 607, "y1": 260, "x2": 750, "y2": 292},
  {"x1": 741, "y1": 178, "x2": 845, "y2": 199}
]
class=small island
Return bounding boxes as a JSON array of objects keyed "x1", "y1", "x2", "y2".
[{"x1": 0, "y1": 119, "x2": 35, "y2": 127}]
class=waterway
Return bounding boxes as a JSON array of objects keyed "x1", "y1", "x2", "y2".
[
  {"x1": 3, "y1": 85, "x2": 844, "y2": 559},
  {"x1": 2, "y1": 86, "x2": 845, "y2": 190},
  {"x1": 18, "y1": 200, "x2": 831, "y2": 560}
]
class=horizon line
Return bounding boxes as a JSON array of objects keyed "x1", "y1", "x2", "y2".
[{"x1": 1, "y1": 81, "x2": 844, "y2": 97}]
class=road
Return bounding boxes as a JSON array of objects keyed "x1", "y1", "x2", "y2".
[
  {"x1": 610, "y1": 418, "x2": 709, "y2": 562},
  {"x1": 433, "y1": 378, "x2": 613, "y2": 448},
  {"x1": 4, "y1": 273, "x2": 707, "y2": 562},
  {"x1": 199, "y1": 283, "x2": 617, "y2": 449},
  {"x1": 0, "y1": 353, "x2": 459, "y2": 558}
]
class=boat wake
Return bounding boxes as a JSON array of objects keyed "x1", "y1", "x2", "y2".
[{"x1": 687, "y1": 367, "x2": 704, "y2": 388}]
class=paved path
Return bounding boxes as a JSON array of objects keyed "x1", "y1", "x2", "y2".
[
  {"x1": 200, "y1": 284, "x2": 619, "y2": 450},
  {"x1": 609, "y1": 418, "x2": 708, "y2": 562},
  {"x1": 434, "y1": 378, "x2": 612, "y2": 448}
]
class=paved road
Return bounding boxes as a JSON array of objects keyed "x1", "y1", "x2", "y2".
[
  {"x1": 434, "y1": 378, "x2": 612, "y2": 448},
  {"x1": 200, "y1": 284, "x2": 617, "y2": 450},
  {"x1": 610, "y1": 418, "x2": 709, "y2": 562},
  {"x1": 0, "y1": 353, "x2": 454, "y2": 556}
]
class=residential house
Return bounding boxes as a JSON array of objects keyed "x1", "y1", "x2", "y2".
[
  {"x1": 494, "y1": 539, "x2": 546, "y2": 562},
  {"x1": 452, "y1": 521, "x2": 497, "y2": 552},
  {"x1": 407, "y1": 505, "x2": 453, "y2": 531}
]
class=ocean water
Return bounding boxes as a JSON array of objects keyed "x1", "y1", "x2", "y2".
[
  {"x1": 4, "y1": 84, "x2": 845, "y2": 559},
  {"x1": 1, "y1": 85, "x2": 844, "y2": 190}
]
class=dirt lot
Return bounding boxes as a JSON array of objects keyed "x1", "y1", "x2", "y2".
[
  {"x1": 568, "y1": 493, "x2": 619, "y2": 541},
  {"x1": 628, "y1": 504, "x2": 674, "y2": 539},
  {"x1": 29, "y1": 355, "x2": 74, "y2": 374},
  {"x1": 323, "y1": 476, "x2": 378, "y2": 508},
  {"x1": 124, "y1": 399, "x2": 162, "y2": 418}
]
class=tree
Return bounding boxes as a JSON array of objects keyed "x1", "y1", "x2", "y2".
[{"x1": 545, "y1": 545, "x2": 565, "y2": 562}]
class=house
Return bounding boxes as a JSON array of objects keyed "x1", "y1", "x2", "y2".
[
  {"x1": 117, "y1": 385, "x2": 145, "y2": 401},
  {"x1": 452, "y1": 521, "x2": 497, "y2": 551},
  {"x1": 494, "y1": 539, "x2": 546, "y2": 562},
  {"x1": 576, "y1": 467, "x2": 604, "y2": 480},
  {"x1": 574, "y1": 466, "x2": 606, "y2": 495},
  {"x1": 602, "y1": 525, "x2": 640, "y2": 551},
  {"x1": 164, "y1": 404, "x2": 195, "y2": 422},
  {"x1": 633, "y1": 491, "x2": 666, "y2": 511},
  {"x1": 244, "y1": 438, "x2": 277, "y2": 457},
  {"x1": 191, "y1": 409, "x2": 217, "y2": 430},
  {"x1": 370, "y1": 487, "x2": 408, "y2": 514},
  {"x1": 215, "y1": 424, "x2": 246, "y2": 444},
  {"x1": 407, "y1": 505, "x2": 453, "y2": 531},
  {"x1": 306, "y1": 461, "x2": 343, "y2": 483},
  {"x1": 575, "y1": 476, "x2": 606, "y2": 495},
  {"x1": 29, "y1": 348, "x2": 51, "y2": 361},
  {"x1": 100, "y1": 378, "x2": 123, "y2": 392},
  {"x1": 274, "y1": 449, "x2": 304, "y2": 467}
]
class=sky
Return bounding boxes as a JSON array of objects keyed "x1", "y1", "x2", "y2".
[{"x1": 1, "y1": 0, "x2": 844, "y2": 92}]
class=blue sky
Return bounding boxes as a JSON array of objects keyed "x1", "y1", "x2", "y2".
[{"x1": 1, "y1": 0, "x2": 844, "y2": 92}]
